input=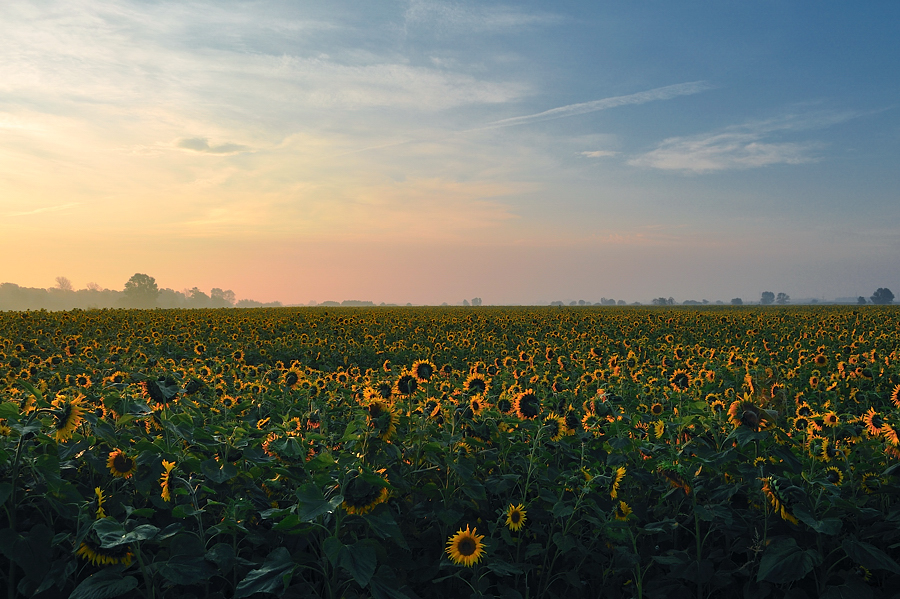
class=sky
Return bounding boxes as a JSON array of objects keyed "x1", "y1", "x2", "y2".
[{"x1": 2, "y1": 1, "x2": 898, "y2": 305}]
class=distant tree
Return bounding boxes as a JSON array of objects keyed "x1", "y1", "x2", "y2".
[
  {"x1": 85, "y1": 282, "x2": 102, "y2": 292},
  {"x1": 55, "y1": 276, "x2": 73, "y2": 292},
  {"x1": 462, "y1": 299, "x2": 470, "y2": 306},
  {"x1": 667, "y1": 297, "x2": 675, "y2": 305},
  {"x1": 123, "y1": 273, "x2": 160, "y2": 308},
  {"x1": 569, "y1": 301, "x2": 577, "y2": 306},
  {"x1": 871, "y1": 288, "x2": 895, "y2": 305},
  {"x1": 857, "y1": 296, "x2": 868, "y2": 305},
  {"x1": 210, "y1": 288, "x2": 236, "y2": 307},
  {"x1": 731, "y1": 298, "x2": 743, "y2": 305},
  {"x1": 471, "y1": 297, "x2": 482, "y2": 306},
  {"x1": 651, "y1": 297, "x2": 668, "y2": 306},
  {"x1": 578, "y1": 299, "x2": 586, "y2": 306},
  {"x1": 617, "y1": 300, "x2": 626, "y2": 306},
  {"x1": 760, "y1": 291, "x2": 775, "y2": 305},
  {"x1": 550, "y1": 301, "x2": 564, "y2": 306},
  {"x1": 776, "y1": 292, "x2": 790, "y2": 305}
]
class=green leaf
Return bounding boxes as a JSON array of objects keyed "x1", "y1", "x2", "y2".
[
  {"x1": 369, "y1": 566, "x2": 414, "y2": 599},
  {"x1": 842, "y1": 537, "x2": 900, "y2": 574},
  {"x1": 234, "y1": 547, "x2": 296, "y2": 598},
  {"x1": 159, "y1": 555, "x2": 216, "y2": 585},
  {"x1": 0, "y1": 402, "x2": 20, "y2": 420},
  {"x1": 340, "y1": 542, "x2": 377, "y2": 588},
  {"x1": 0, "y1": 482, "x2": 12, "y2": 505},
  {"x1": 70, "y1": 569, "x2": 138, "y2": 599},
  {"x1": 201, "y1": 458, "x2": 238, "y2": 483},
  {"x1": 793, "y1": 506, "x2": 842, "y2": 536},
  {"x1": 363, "y1": 508, "x2": 409, "y2": 549},
  {"x1": 551, "y1": 501, "x2": 574, "y2": 518},
  {"x1": 172, "y1": 504, "x2": 203, "y2": 518},
  {"x1": 652, "y1": 550, "x2": 691, "y2": 566},
  {"x1": 295, "y1": 483, "x2": 342, "y2": 522},
  {"x1": 552, "y1": 532, "x2": 576, "y2": 553},
  {"x1": 93, "y1": 520, "x2": 158, "y2": 548},
  {"x1": 323, "y1": 536, "x2": 344, "y2": 568},
  {"x1": 757, "y1": 538, "x2": 822, "y2": 584}
]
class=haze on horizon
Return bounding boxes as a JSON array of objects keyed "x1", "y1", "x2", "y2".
[{"x1": 2, "y1": 1, "x2": 898, "y2": 306}]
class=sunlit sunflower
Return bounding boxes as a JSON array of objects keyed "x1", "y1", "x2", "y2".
[
  {"x1": 513, "y1": 389, "x2": 541, "y2": 420},
  {"x1": 610, "y1": 466, "x2": 626, "y2": 499},
  {"x1": 505, "y1": 504, "x2": 527, "y2": 532},
  {"x1": 469, "y1": 395, "x2": 488, "y2": 417},
  {"x1": 160, "y1": 460, "x2": 176, "y2": 502},
  {"x1": 342, "y1": 470, "x2": 390, "y2": 515},
  {"x1": 283, "y1": 368, "x2": 302, "y2": 390},
  {"x1": 76, "y1": 539, "x2": 133, "y2": 567},
  {"x1": 107, "y1": 449, "x2": 137, "y2": 478},
  {"x1": 883, "y1": 424, "x2": 900, "y2": 447},
  {"x1": 813, "y1": 354, "x2": 828, "y2": 367},
  {"x1": 863, "y1": 408, "x2": 884, "y2": 436},
  {"x1": 669, "y1": 369, "x2": 691, "y2": 391},
  {"x1": 614, "y1": 501, "x2": 633, "y2": 521},
  {"x1": 824, "y1": 466, "x2": 843, "y2": 486},
  {"x1": 650, "y1": 402, "x2": 664, "y2": 416},
  {"x1": 891, "y1": 384, "x2": 900, "y2": 409},
  {"x1": 51, "y1": 393, "x2": 85, "y2": 442},
  {"x1": 822, "y1": 412, "x2": 839, "y2": 427},
  {"x1": 410, "y1": 360, "x2": 436, "y2": 383},
  {"x1": 543, "y1": 414, "x2": 567, "y2": 441},
  {"x1": 446, "y1": 525, "x2": 486, "y2": 567},
  {"x1": 464, "y1": 373, "x2": 489, "y2": 396}
]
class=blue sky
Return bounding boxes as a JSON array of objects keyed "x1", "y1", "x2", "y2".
[{"x1": 1, "y1": 1, "x2": 898, "y2": 304}]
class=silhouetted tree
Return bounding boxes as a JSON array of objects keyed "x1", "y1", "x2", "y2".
[
  {"x1": 471, "y1": 297, "x2": 482, "y2": 306},
  {"x1": 731, "y1": 298, "x2": 743, "y2": 305},
  {"x1": 211, "y1": 288, "x2": 236, "y2": 307},
  {"x1": 123, "y1": 273, "x2": 159, "y2": 308},
  {"x1": 857, "y1": 296, "x2": 867, "y2": 305},
  {"x1": 55, "y1": 276, "x2": 73, "y2": 292},
  {"x1": 871, "y1": 288, "x2": 895, "y2": 305},
  {"x1": 760, "y1": 291, "x2": 775, "y2": 305},
  {"x1": 776, "y1": 292, "x2": 790, "y2": 305}
]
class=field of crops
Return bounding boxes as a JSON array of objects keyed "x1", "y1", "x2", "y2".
[{"x1": 1, "y1": 305, "x2": 900, "y2": 598}]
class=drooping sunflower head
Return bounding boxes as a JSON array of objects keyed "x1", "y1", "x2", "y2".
[
  {"x1": 446, "y1": 525, "x2": 486, "y2": 567},
  {"x1": 395, "y1": 372, "x2": 418, "y2": 396},
  {"x1": 341, "y1": 470, "x2": 390, "y2": 515},
  {"x1": 366, "y1": 400, "x2": 398, "y2": 440},
  {"x1": 860, "y1": 472, "x2": 881, "y2": 494},
  {"x1": 160, "y1": 460, "x2": 176, "y2": 502},
  {"x1": 614, "y1": 501, "x2": 633, "y2": 521},
  {"x1": 669, "y1": 369, "x2": 691, "y2": 391},
  {"x1": 727, "y1": 397, "x2": 771, "y2": 431},
  {"x1": 76, "y1": 538, "x2": 133, "y2": 567},
  {"x1": 504, "y1": 504, "x2": 527, "y2": 532},
  {"x1": 107, "y1": 449, "x2": 137, "y2": 478},
  {"x1": 824, "y1": 466, "x2": 843, "y2": 486}
]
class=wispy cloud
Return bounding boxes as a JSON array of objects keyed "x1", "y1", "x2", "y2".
[
  {"x1": 581, "y1": 150, "x2": 618, "y2": 158},
  {"x1": 475, "y1": 81, "x2": 712, "y2": 130},
  {"x1": 177, "y1": 138, "x2": 251, "y2": 154},
  {"x1": 404, "y1": 0, "x2": 561, "y2": 33},
  {"x1": 8, "y1": 203, "x2": 81, "y2": 217},
  {"x1": 629, "y1": 110, "x2": 857, "y2": 173}
]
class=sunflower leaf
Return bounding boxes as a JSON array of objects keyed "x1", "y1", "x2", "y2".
[
  {"x1": 295, "y1": 483, "x2": 342, "y2": 522},
  {"x1": 69, "y1": 569, "x2": 138, "y2": 599},
  {"x1": 842, "y1": 537, "x2": 900, "y2": 574},
  {"x1": 340, "y1": 542, "x2": 377, "y2": 588},
  {"x1": 234, "y1": 547, "x2": 296, "y2": 598},
  {"x1": 757, "y1": 537, "x2": 821, "y2": 583}
]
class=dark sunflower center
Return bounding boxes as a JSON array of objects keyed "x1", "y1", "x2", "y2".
[
  {"x1": 468, "y1": 379, "x2": 486, "y2": 394},
  {"x1": 285, "y1": 372, "x2": 299, "y2": 386},
  {"x1": 510, "y1": 512, "x2": 521, "y2": 524},
  {"x1": 457, "y1": 538, "x2": 476, "y2": 556},
  {"x1": 113, "y1": 454, "x2": 134, "y2": 472}
]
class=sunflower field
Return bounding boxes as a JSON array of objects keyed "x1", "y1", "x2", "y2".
[{"x1": 2, "y1": 305, "x2": 900, "y2": 599}]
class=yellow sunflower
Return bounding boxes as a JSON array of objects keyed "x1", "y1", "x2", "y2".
[
  {"x1": 446, "y1": 525, "x2": 486, "y2": 567},
  {"x1": 51, "y1": 393, "x2": 85, "y2": 442},
  {"x1": 614, "y1": 501, "x2": 633, "y2": 521},
  {"x1": 610, "y1": 466, "x2": 626, "y2": 499},
  {"x1": 107, "y1": 449, "x2": 137, "y2": 479},
  {"x1": 76, "y1": 539, "x2": 133, "y2": 567},
  {"x1": 341, "y1": 470, "x2": 390, "y2": 515},
  {"x1": 504, "y1": 504, "x2": 527, "y2": 532},
  {"x1": 160, "y1": 460, "x2": 176, "y2": 502}
]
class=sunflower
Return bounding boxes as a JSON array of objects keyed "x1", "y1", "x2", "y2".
[
  {"x1": 813, "y1": 354, "x2": 828, "y2": 367},
  {"x1": 727, "y1": 397, "x2": 770, "y2": 431},
  {"x1": 76, "y1": 539, "x2": 133, "y2": 567},
  {"x1": 283, "y1": 368, "x2": 302, "y2": 389},
  {"x1": 795, "y1": 402, "x2": 814, "y2": 418},
  {"x1": 891, "y1": 384, "x2": 900, "y2": 409},
  {"x1": 464, "y1": 373, "x2": 489, "y2": 396},
  {"x1": 469, "y1": 395, "x2": 488, "y2": 417},
  {"x1": 860, "y1": 472, "x2": 881, "y2": 494},
  {"x1": 791, "y1": 416, "x2": 811, "y2": 434},
  {"x1": 513, "y1": 390, "x2": 541, "y2": 420},
  {"x1": 658, "y1": 465, "x2": 691, "y2": 495},
  {"x1": 883, "y1": 424, "x2": 900, "y2": 447},
  {"x1": 709, "y1": 399, "x2": 726, "y2": 414},
  {"x1": 669, "y1": 369, "x2": 691, "y2": 391},
  {"x1": 822, "y1": 412, "x2": 839, "y2": 427},
  {"x1": 395, "y1": 372, "x2": 418, "y2": 396},
  {"x1": 505, "y1": 504, "x2": 527, "y2": 532},
  {"x1": 366, "y1": 399, "x2": 398, "y2": 441},
  {"x1": 446, "y1": 525, "x2": 486, "y2": 567},
  {"x1": 107, "y1": 449, "x2": 137, "y2": 478},
  {"x1": 341, "y1": 470, "x2": 390, "y2": 515},
  {"x1": 614, "y1": 501, "x2": 633, "y2": 521},
  {"x1": 650, "y1": 402, "x2": 664, "y2": 416},
  {"x1": 410, "y1": 360, "x2": 436, "y2": 383},
  {"x1": 824, "y1": 466, "x2": 843, "y2": 486},
  {"x1": 51, "y1": 393, "x2": 85, "y2": 442},
  {"x1": 863, "y1": 408, "x2": 884, "y2": 436},
  {"x1": 610, "y1": 466, "x2": 626, "y2": 499},
  {"x1": 160, "y1": 460, "x2": 176, "y2": 502},
  {"x1": 94, "y1": 487, "x2": 106, "y2": 519},
  {"x1": 760, "y1": 477, "x2": 798, "y2": 524}
]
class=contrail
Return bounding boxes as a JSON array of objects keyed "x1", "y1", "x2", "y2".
[{"x1": 473, "y1": 81, "x2": 713, "y2": 130}]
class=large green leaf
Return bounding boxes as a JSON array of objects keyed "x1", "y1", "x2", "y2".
[
  {"x1": 757, "y1": 538, "x2": 822, "y2": 584},
  {"x1": 201, "y1": 458, "x2": 238, "y2": 483},
  {"x1": 70, "y1": 569, "x2": 138, "y2": 599},
  {"x1": 340, "y1": 541, "x2": 377, "y2": 588},
  {"x1": 363, "y1": 509, "x2": 409, "y2": 549},
  {"x1": 93, "y1": 519, "x2": 158, "y2": 548},
  {"x1": 842, "y1": 537, "x2": 900, "y2": 574},
  {"x1": 159, "y1": 555, "x2": 216, "y2": 585},
  {"x1": 295, "y1": 483, "x2": 342, "y2": 522},
  {"x1": 234, "y1": 547, "x2": 296, "y2": 598},
  {"x1": 793, "y1": 506, "x2": 842, "y2": 536}
]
